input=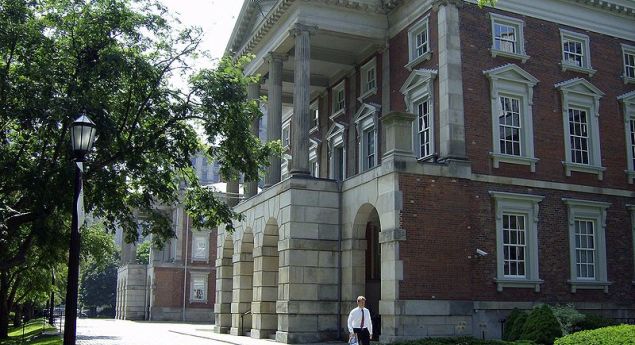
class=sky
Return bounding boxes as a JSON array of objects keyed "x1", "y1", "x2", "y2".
[{"x1": 159, "y1": 0, "x2": 244, "y2": 66}]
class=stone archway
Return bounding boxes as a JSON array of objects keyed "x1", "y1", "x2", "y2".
[
  {"x1": 231, "y1": 229, "x2": 254, "y2": 336},
  {"x1": 213, "y1": 234, "x2": 234, "y2": 333},
  {"x1": 251, "y1": 218, "x2": 280, "y2": 339}
]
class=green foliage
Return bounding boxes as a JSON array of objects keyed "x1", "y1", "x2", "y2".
[
  {"x1": 504, "y1": 308, "x2": 527, "y2": 341},
  {"x1": 388, "y1": 337, "x2": 534, "y2": 344},
  {"x1": 135, "y1": 241, "x2": 150, "y2": 265},
  {"x1": 520, "y1": 305, "x2": 562, "y2": 345},
  {"x1": 477, "y1": 0, "x2": 497, "y2": 7},
  {"x1": 574, "y1": 313, "x2": 616, "y2": 331},
  {"x1": 554, "y1": 325, "x2": 635, "y2": 345},
  {"x1": 509, "y1": 312, "x2": 529, "y2": 341},
  {"x1": 550, "y1": 304, "x2": 584, "y2": 335}
]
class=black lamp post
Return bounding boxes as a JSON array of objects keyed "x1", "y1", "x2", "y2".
[{"x1": 63, "y1": 114, "x2": 96, "y2": 345}]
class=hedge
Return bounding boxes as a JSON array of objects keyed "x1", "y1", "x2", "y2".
[{"x1": 554, "y1": 324, "x2": 635, "y2": 345}]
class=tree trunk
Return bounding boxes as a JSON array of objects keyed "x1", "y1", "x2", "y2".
[
  {"x1": 13, "y1": 305, "x2": 22, "y2": 328},
  {"x1": 0, "y1": 272, "x2": 10, "y2": 339}
]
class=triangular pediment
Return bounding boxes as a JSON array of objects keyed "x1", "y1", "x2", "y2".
[
  {"x1": 400, "y1": 69, "x2": 438, "y2": 95},
  {"x1": 618, "y1": 90, "x2": 635, "y2": 104},
  {"x1": 483, "y1": 64, "x2": 539, "y2": 85},
  {"x1": 555, "y1": 78, "x2": 605, "y2": 97},
  {"x1": 326, "y1": 122, "x2": 345, "y2": 139},
  {"x1": 353, "y1": 103, "x2": 381, "y2": 123},
  {"x1": 226, "y1": 0, "x2": 277, "y2": 54}
]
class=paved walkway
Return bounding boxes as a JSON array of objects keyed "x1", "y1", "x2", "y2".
[{"x1": 73, "y1": 318, "x2": 345, "y2": 345}]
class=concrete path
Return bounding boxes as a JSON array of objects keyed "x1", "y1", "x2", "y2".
[{"x1": 74, "y1": 318, "x2": 346, "y2": 345}]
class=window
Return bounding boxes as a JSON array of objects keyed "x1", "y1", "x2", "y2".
[
  {"x1": 484, "y1": 64, "x2": 539, "y2": 171},
  {"x1": 563, "y1": 198, "x2": 611, "y2": 293},
  {"x1": 310, "y1": 101, "x2": 319, "y2": 132},
  {"x1": 190, "y1": 273, "x2": 209, "y2": 303},
  {"x1": 191, "y1": 232, "x2": 210, "y2": 262},
  {"x1": 619, "y1": 90, "x2": 635, "y2": 183},
  {"x1": 401, "y1": 68, "x2": 437, "y2": 160},
  {"x1": 489, "y1": 13, "x2": 529, "y2": 62},
  {"x1": 360, "y1": 57, "x2": 377, "y2": 99},
  {"x1": 354, "y1": 103, "x2": 380, "y2": 172},
  {"x1": 556, "y1": 78, "x2": 605, "y2": 179},
  {"x1": 327, "y1": 123, "x2": 346, "y2": 180},
  {"x1": 490, "y1": 191, "x2": 544, "y2": 292},
  {"x1": 309, "y1": 139, "x2": 319, "y2": 178},
  {"x1": 281, "y1": 154, "x2": 290, "y2": 180},
  {"x1": 560, "y1": 29, "x2": 595, "y2": 76},
  {"x1": 282, "y1": 121, "x2": 291, "y2": 149},
  {"x1": 332, "y1": 81, "x2": 345, "y2": 116},
  {"x1": 623, "y1": 44, "x2": 635, "y2": 83},
  {"x1": 405, "y1": 15, "x2": 432, "y2": 70}
]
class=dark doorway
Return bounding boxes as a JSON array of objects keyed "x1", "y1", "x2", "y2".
[{"x1": 364, "y1": 210, "x2": 381, "y2": 340}]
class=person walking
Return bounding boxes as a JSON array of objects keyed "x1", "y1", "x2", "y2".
[{"x1": 347, "y1": 296, "x2": 372, "y2": 345}]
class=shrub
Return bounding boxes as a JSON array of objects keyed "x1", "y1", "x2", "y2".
[
  {"x1": 550, "y1": 304, "x2": 584, "y2": 335},
  {"x1": 508, "y1": 312, "x2": 529, "y2": 341},
  {"x1": 520, "y1": 305, "x2": 562, "y2": 345},
  {"x1": 504, "y1": 308, "x2": 527, "y2": 341},
  {"x1": 554, "y1": 324, "x2": 635, "y2": 345},
  {"x1": 574, "y1": 313, "x2": 615, "y2": 331}
]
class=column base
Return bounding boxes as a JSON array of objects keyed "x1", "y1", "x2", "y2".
[
  {"x1": 250, "y1": 328, "x2": 275, "y2": 339},
  {"x1": 230, "y1": 327, "x2": 249, "y2": 336},
  {"x1": 212, "y1": 325, "x2": 230, "y2": 334}
]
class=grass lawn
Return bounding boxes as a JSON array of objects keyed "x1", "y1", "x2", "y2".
[{"x1": 0, "y1": 319, "x2": 61, "y2": 345}]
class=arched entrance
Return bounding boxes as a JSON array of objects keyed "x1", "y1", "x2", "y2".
[
  {"x1": 213, "y1": 234, "x2": 234, "y2": 333},
  {"x1": 231, "y1": 230, "x2": 254, "y2": 336},
  {"x1": 251, "y1": 218, "x2": 279, "y2": 339}
]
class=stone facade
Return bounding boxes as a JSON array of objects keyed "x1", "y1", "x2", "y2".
[{"x1": 216, "y1": 0, "x2": 635, "y2": 343}]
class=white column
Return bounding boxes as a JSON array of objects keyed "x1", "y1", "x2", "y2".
[
  {"x1": 265, "y1": 53, "x2": 286, "y2": 187},
  {"x1": 289, "y1": 24, "x2": 317, "y2": 176},
  {"x1": 245, "y1": 82, "x2": 260, "y2": 198}
]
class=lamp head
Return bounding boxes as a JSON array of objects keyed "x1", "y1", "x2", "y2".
[{"x1": 70, "y1": 113, "x2": 96, "y2": 161}]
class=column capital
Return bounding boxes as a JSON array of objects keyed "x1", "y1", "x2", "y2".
[
  {"x1": 265, "y1": 52, "x2": 288, "y2": 64},
  {"x1": 289, "y1": 23, "x2": 318, "y2": 37},
  {"x1": 432, "y1": 0, "x2": 464, "y2": 10}
]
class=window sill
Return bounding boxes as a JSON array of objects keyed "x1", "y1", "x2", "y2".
[
  {"x1": 329, "y1": 108, "x2": 346, "y2": 121},
  {"x1": 490, "y1": 153, "x2": 539, "y2": 172},
  {"x1": 495, "y1": 278, "x2": 544, "y2": 292},
  {"x1": 490, "y1": 49, "x2": 530, "y2": 63},
  {"x1": 624, "y1": 76, "x2": 635, "y2": 85},
  {"x1": 626, "y1": 170, "x2": 635, "y2": 184},
  {"x1": 405, "y1": 51, "x2": 433, "y2": 71},
  {"x1": 417, "y1": 154, "x2": 436, "y2": 162},
  {"x1": 567, "y1": 280, "x2": 611, "y2": 293},
  {"x1": 191, "y1": 258, "x2": 209, "y2": 264},
  {"x1": 560, "y1": 62, "x2": 596, "y2": 77},
  {"x1": 358, "y1": 88, "x2": 377, "y2": 102},
  {"x1": 189, "y1": 299, "x2": 208, "y2": 304},
  {"x1": 563, "y1": 162, "x2": 606, "y2": 180}
]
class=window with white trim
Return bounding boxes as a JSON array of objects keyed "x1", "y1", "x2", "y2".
[
  {"x1": 619, "y1": 90, "x2": 635, "y2": 183},
  {"x1": 191, "y1": 231, "x2": 210, "y2": 262},
  {"x1": 490, "y1": 191, "x2": 544, "y2": 292},
  {"x1": 309, "y1": 139, "x2": 319, "y2": 178},
  {"x1": 310, "y1": 101, "x2": 319, "y2": 132},
  {"x1": 282, "y1": 120, "x2": 290, "y2": 149},
  {"x1": 332, "y1": 82, "x2": 345, "y2": 115},
  {"x1": 354, "y1": 104, "x2": 380, "y2": 172},
  {"x1": 360, "y1": 57, "x2": 377, "y2": 99},
  {"x1": 190, "y1": 273, "x2": 208, "y2": 303},
  {"x1": 559, "y1": 29, "x2": 595, "y2": 76},
  {"x1": 556, "y1": 78, "x2": 605, "y2": 179},
  {"x1": 405, "y1": 15, "x2": 431, "y2": 70},
  {"x1": 484, "y1": 64, "x2": 539, "y2": 171},
  {"x1": 281, "y1": 154, "x2": 290, "y2": 180},
  {"x1": 400, "y1": 69, "x2": 437, "y2": 160},
  {"x1": 623, "y1": 44, "x2": 635, "y2": 84},
  {"x1": 327, "y1": 123, "x2": 346, "y2": 181},
  {"x1": 489, "y1": 13, "x2": 529, "y2": 62},
  {"x1": 563, "y1": 198, "x2": 611, "y2": 293}
]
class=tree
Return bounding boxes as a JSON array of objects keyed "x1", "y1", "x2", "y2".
[
  {"x1": 135, "y1": 241, "x2": 150, "y2": 265},
  {"x1": 0, "y1": 0, "x2": 277, "y2": 338}
]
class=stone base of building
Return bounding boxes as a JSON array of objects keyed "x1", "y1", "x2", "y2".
[{"x1": 150, "y1": 307, "x2": 214, "y2": 322}]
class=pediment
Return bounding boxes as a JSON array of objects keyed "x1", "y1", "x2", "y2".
[
  {"x1": 555, "y1": 78, "x2": 605, "y2": 97},
  {"x1": 483, "y1": 64, "x2": 538, "y2": 85},
  {"x1": 226, "y1": 0, "x2": 277, "y2": 54},
  {"x1": 326, "y1": 121, "x2": 346, "y2": 139},
  {"x1": 400, "y1": 69, "x2": 438, "y2": 95},
  {"x1": 618, "y1": 90, "x2": 635, "y2": 104},
  {"x1": 353, "y1": 103, "x2": 381, "y2": 123}
]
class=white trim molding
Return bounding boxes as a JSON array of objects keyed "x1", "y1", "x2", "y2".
[
  {"x1": 401, "y1": 68, "x2": 438, "y2": 160},
  {"x1": 488, "y1": 13, "x2": 530, "y2": 63},
  {"x1": 190, "y1": 271, "x2": 210, "y2": 303},
  {"x1": 621, "y1": 43, "x2": 635, "y2": 84},
  {"x1": 559, "y1": 29, "x2": 596, "y2": 77},
  {"x1": 556, "y1": 78, "x2": 606, "y2": 180},
  {"x1": 191, "y1": 230, "x2": 211, "y2": 263},
  {"x1": 619, "y1": 90, "x2": 635, "y2": 183},
  {"x1": 405, "y1": 14, "x2": 432, "y2": 71},
  {"x1": 562, "y1": 198, "x2": 611, "y2": 293},
  {"x1": 309, "y1": 138, "x2": 320, "y2": 178},
  {"x1": 331, "y1": 80, "x2": 346, "y2": 119},
  {"x1": 490, "y1": 191, "x2": 544, "y2": 292},
  {"x1": 354, "y1": 103, "x2": 380, "y2": 172},
  {"x1": 484, "y1": 64, "x2": 539, "y2": 172},
  {"x1": 326, "y1": 121, "x2": 347, "y2": 180},
  {"x1": 359, "y1": 57, "x2": 378, "y2": 101}
]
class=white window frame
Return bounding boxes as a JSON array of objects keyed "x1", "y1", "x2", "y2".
[
  {"x1": 190, "y1": 272, "x2": 209, "y2": 303},
  {"x1": 309, "y1": 100, "x2": 319, "y2": 133},
  {"x1": 489, "y1": 13, "x2": 529, "y2": 63},
  {"x1": 563, "y1": 198, "x2": 611, "y2": 293},
  {"x1": 484, "y1": 64, "x2": 539, "y2": 171},
  {"x1": 559, "y1": 29, "x2": 596, "y2": 77},
  {"x1": 309, "y1": 139, "x2": 320, "y2": 178},
  {"x1": 191, "y1": 231, "x2": 210, "y2": 263},
  {"x1": 405, "y1": 15, "x2": 432, "y2": 71},
  {"x1": 622, "y1": 44, "x2": 635, "y2": 84},
  {"x1": 490, "y1": 191, "x2": 544, "y2": 292},
  {"x1": 628, "y1": 204, "x2": 635, "y2": 285},
  {"x1": 354, "y1": 103, "x2": 380, "y2": 172},
  {"x1": 619, "y1": 90, "x2": 635, "y2": 183},
  {"x1": 327, "y1": 122, "x2": 346, "y2": 180},
  {"x1": 281, "y1": 153, "x2": 291, "y2": 181},
  {"x1": 401, "y1": 68, "x2": 438, "y2": 160},
  {"x1": 282, "y1": 120, "x2": 291, "y2": 149},
  {"x1": 360, "y1": 57, "x2": 377, "y2": 100},
  {"x1": 556, "y1": 78, "x2": 606, "y2": 180},
  {"x1": 332, "y1": 81, "x2": 346, "y2": 117}
]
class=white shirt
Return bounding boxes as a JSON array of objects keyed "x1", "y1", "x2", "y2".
[{"x1": 347, "y1": 307, "x2": 372, "y2": 335}]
